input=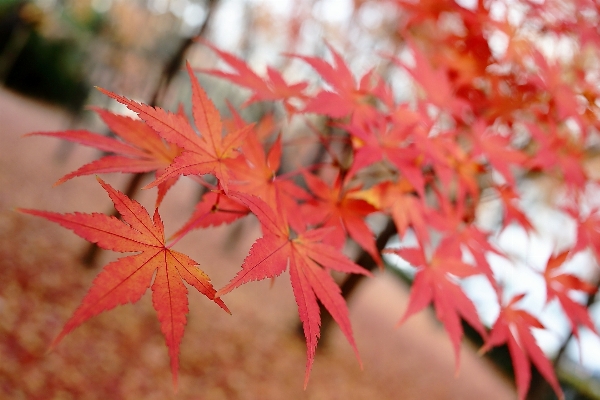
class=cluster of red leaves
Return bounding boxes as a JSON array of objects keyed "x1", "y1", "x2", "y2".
[{"x1": 19, "y1": 0, "x2": 600, "y2": 398}]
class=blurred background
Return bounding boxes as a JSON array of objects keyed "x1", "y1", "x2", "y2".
[
  {"x1": 1, "y1": 0, "x2": 600, "y2": 399},
  {"x1": 0, "y1": 0, "x2": 401, "y2": 113}
]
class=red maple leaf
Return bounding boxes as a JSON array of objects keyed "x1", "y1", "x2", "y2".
[
  {"x1": 215, "y1": 192, "x2": 370, "y2": 387},
  {"x1": 385, "y1": 243, "x2": 487, "y2": 369},
  {"x1": 229, "y1": 132, "x2": 310, "y2": 228},
  {"x1": 424, "y1": 192, "x2": 503, "y2": 290},
  {"x1": 530, "y1": 49, "x2": 582, "y2": 125},
  {"x1": 27, "y1": 106, "x2": 182, "y2": 206},
  {"x1": 362, "y1": 179, "x2": 430, "y2": 247},
  {"x1": 427, "y1": 131, "x2": 485, "y2": 204},
  {"x1": 481, "y1": 294, "x2": 563, "y2": 400},
  {"x1": 223, "y1": 103, "x2": 278, "y2": 143},
  {"x1": 564, "y1": 207, "x2": 600, "y2": 261},
  {"x1": 344, "y1": 112, "x2": 425, "y2": 197},
  {"x1": 543, "y1": 251, "x2": 597, "y2": 340},
  {"x1": 290, "y1": 43, "x2": 385, "y2": 123},
  {"x1": 393, "y1": 0, "x2": 461, "y2": 30},
  {"x1": 392, "y1": 42, "x2": 470, "y2": 117},
  {"x1": 527, "y1": 123, "x2": 588, "y2": 190},
  {"x1": 198, "y1": 39, "x2": 308, "y2": 114},
  {"x1": 303, "y1": 171, "x2": 381, "y2": 265},
  {"x1": 495, "y1": 185, "x2": 535, "y2": 232},
  {"x1": 18, "y1": 178, "x2": 229, "y2": 388},
  {"x1": 223, "y1": 100, "x2": 310, "y2": 234},
  {"x1": 169, "y1": 190, "x2": 249, "y2": 242},
  {"x1": 98, "y1": 63, "x2": 252, "y2": 192},
  {"x1": 469, "y1": 120, "x2": 526, "y2": 187}
]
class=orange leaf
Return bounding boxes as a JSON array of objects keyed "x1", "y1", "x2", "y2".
[
  {"x1": 18, "y1": 178, "x2": 229, "y2": 389},
  {"x1": 98, "y1": 63, "x2": 252, "y2": 192},
  {"x1": 26, "y1": 107, "x2": 181, "y2": 206}
]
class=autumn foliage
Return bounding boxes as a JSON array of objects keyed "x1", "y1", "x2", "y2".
[{"x1": 18, "y1": 1, "x2": 600, "y2": 399}]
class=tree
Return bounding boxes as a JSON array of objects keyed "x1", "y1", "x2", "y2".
[{"x1": 17, "y1": 0, "x2": 600, "y2": 399}]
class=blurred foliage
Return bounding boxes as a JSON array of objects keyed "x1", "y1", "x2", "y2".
[
  {"x1": 3, "y1": 32, "x2": 89, "y2": 111},
  {"x1": 0, "y1": 0, "x2": 94, "y2": 111}
]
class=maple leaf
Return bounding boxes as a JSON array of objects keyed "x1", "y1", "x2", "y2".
[
  {"x1": 198, "y1": 39, "x2": 308, "y2": 114},
  {"x1": 571, "y1": 208, "x2": 600, "y2": 261},
  {"x1": 469, "y1": 120, "x2": 526, "y2": 187},
  {"x1": 170, "y1": 190, "x2": 249, "y2": 242},
  {"x1": 385, "y1": 243, "x2": 487, "y2": 369},
  {"x1": 215, "y1": 192, "x2": 370, "y2": 387},
  {"x1": 229, "y1": 132, "x2": 309, "y2": 221},
  {"x1": 223, "y1": 103, "x2": 278, "y2": 143},
  {"x1": 98, "y1": 63, "x2": 252, "y2": 192},
  {"x1": 222, "y1": 103, "x2": 313, "y2": 233},
  {"x1": 223, "y1": 111, "x2": 310, "y2": 230},
  {"x1": 393, "y1": 0, "x2": 461, "y2": 30},
  {"x1": 289, "y1": 43, "x2": 385, "y2": 123},
  {"x1": 302, "y1": 171, "x2": 381, "y2": 266},
  {"x1": 18, "y1": 178, "x2": 229, "y2": 388},
  {"x1": 428, "y1": 131, "x2": 486, "y2": 205},
  {"x1": 495, "y1": 185, "x2": 535, "y2": 233},
  {"x1": 527, "y1": 123, "x2": 588, "y2": 191},
  {"x1": 360, "y1": 179, "x2": 430, "y2": 247},
  {"x1": 344, "y1": 111, "x2": 425, "y2": 197},
  {"x1": 424, "y1": 191, "x2": 504, "y2": 291},
  {"x1": 481, "y1": 294, "x2": 564, "y2": 400},
  {"x1": 469, "y1": 72, "x2": 538, "y2": 126},
  {"x1": 530, "y1": 49, "x2": 582, "y2": 125},
  {"x1": 27, "y1": 107, "x2": 182, "y2": 206},
  {"x1": 391, "y1": 42, "x2": 470, "y2": 117},
  {"x1": 543, "y1": 251, "x2": 597, "y2": 340}
]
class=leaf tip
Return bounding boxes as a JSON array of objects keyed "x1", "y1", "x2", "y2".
[
  {"x1": 395, "y1": 312, "x2": 410, "y2": 329},
  {"x1": 171, "y1": 370, "x2": 179, "y2": 393},
  {"x1": 21, "y1": 131, "x2": 36, "y2": 138},
  {"x1": 47, "y1": 333, "x2": 65, "y2": 354},
  {"x1": 14, "y1": 207, "x2": 33, "y2": 216},
  {"x1": 477, "y1": 343, "x2": 490, "y2": 357},
  {"x1": 53, "y1": 178, "x2": 67, "y2": 187},
  {"x1": 142, "y1": 180, "x2": 160, "y2": 190},
  {"x1": 214, "y1": 297, "x2": 231, "y2": 315},
  {"x1": 303, "y1": 371, "x2": 310, "y2": 390}
]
